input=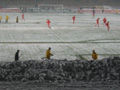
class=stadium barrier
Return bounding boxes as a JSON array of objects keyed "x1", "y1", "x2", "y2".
[
  {"x1": 0, "y1": 8, "x2": 120, "y2": 14},
  {"x1": 78, "y1": 9, "x2": 120, "y2": 14},
  {"x1": 0, "y1": 8, "x2": 20, "y2": 13},
  {"x1": 26, "y1": 8, "x2": 38, "y2": 13}
]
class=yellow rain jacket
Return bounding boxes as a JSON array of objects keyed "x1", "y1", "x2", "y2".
[
  {"x1": 6, "y1": 16, "x2": 9, "y2": 20},
  {"x1": 0, "y1": 16, "x2": 2, "y2": 20},
  {"x1": 116, "y1": 9, "x2": 118, "y2": 13},
  {"x1": 92, "y1": 53, "x2": 98, "y2": 60},
  {"x1": 46, "y1": 49, "x2": 52, "y2": 59}
]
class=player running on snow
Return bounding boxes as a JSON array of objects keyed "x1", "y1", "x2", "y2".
[
  {"x1": 105, "y1": 21, "x2": 110, "y2": 31},
  {"x1": 95, "y1": 18, "x2": 100, "y2": 27},
  {"x1": 103, "y1": 17, "x2": 107, "y2": 25},
  {"x1": 46, "y1": 19, "x2": 51, "y2": 29},
  {"x1": 22, "y1": 13, "x2": 25, "y2": 21},
  {"x1": 72, "y1": 16, "x2": 76, "y2": 24}
]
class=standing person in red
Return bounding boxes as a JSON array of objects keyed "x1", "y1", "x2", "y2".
[
  {"x1": 105, "y1": 21, "x2": 110, "y2": 31},
  {"x1": 95, "y1": 18, "x2": 100, "y2": 27},
  {"x1": 103, "y1": 17, "x2": 107, "y2": 25},
  {"x1": 72, "y1": 16, "x2": 75, "y2": 24},
  {"x1": 46, "y1": 19, "x2": 51, "y2": 29},
  {"x1": 22, "y1": 13, "x2": 25, "y2": 21}
]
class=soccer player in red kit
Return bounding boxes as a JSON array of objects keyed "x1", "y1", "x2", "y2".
[
  {"x1": 22, "y1": 13, "x2": 25, "y2": 21},
  {"x1": 72, "y1": 16, "x2": 75, "y2": 24},
  {"x1": 46, "y1": 19, "x2": 51, "y2": 29},
  {"x1": 95, "y1": 18, "x2": 100, "y2": 27},
  {"x1": 105, "y1": 21, "x2": 110, "y2": 31},
  {"x1": 103, "y1": 17, "x2": 107, "y2": 25}
]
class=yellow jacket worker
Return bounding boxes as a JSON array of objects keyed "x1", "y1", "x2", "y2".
[
  {"x1": 5, "y1": 15, "x2": 9, "y2": 23},
  {"x1": 6, "y1": 15, "x2": 9, "y2": 20},
  {"x1": 92, "y1": 50, "x2": 98, "y2": 60},
  {"x1": 0, "y1": 16, "x2": 2, "y2": 23},
  {"x1": 0, "y1": 16, "x2": 2, "y2": 20},
  {"x1": 46, "y1": 47, "x2": 53, "y2": 59},
  {"x1": 116, "y1": 9, "x2": 118, "y2": 14}
]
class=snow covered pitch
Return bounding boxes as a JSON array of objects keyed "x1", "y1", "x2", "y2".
[{"x1": 0, "y1": 13, "x2": 120, "y2": 61}]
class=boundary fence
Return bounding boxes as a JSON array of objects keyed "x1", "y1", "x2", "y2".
[{"x1": 78, "y1": 9, "x2": 120, "y2": 14}]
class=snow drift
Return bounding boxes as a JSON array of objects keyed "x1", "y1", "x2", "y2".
[{"x1": 0, "y1": 56, "x2": 120, "y2": 83}]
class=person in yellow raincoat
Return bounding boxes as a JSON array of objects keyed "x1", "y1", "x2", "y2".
[
  {"x1": 0, "y1": 16, "x2": 2, "y2": 23},
  {"x1": 92, "y1": 50, "x2": 98, "y2": 60},
  {"x1": 5, "y1": 15, "x2": 9, "y2": 23},
  {"x1": 116, "y1": 9, "x2": 118, "y2": 14},
  {"x1": 46, "y1": 47, "x2": 53, "y2": 59}
]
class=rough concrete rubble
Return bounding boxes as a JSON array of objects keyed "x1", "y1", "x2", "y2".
[{"x1": 0, "y1": 56, "x2": 120, "y2": 83}]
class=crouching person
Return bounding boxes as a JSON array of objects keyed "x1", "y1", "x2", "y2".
[
  {"x1": 46, "y1": 47, "x2": 53, "y2": 59},
  {"x1": 92, "y1": 50, "x2": 98, "y2": 60}
]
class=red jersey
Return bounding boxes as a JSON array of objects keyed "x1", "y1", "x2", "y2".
[
  {"x1": 106, "y1": 22, "x2": 110, "y2": 31},
  {"x1": 103, "y1": 18, "x2": 106, "y2": 23},
  {"x1": 72, "y1": 16, "x2": 75, "y2": 20},
  {"x1": 46, "y1": 20, "x2": 50, "y2": 24},
  {"x1": 22, "y1": 14, "x2": 24, "y2": 18},
  {"x1": 96, "y1": 18, "x2": 99, "y2": 24},
  {"x1": 106, "y1": 22, "x2": 109, "y2": 27}
]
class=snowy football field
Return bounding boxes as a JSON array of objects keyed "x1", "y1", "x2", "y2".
[{"x1": 0, "y1": 12, "x2": 120, "y2": 61}]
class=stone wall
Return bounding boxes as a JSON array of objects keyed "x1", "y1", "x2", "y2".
[{"x1": 0, "y1": 56, "x2": 120, "y2": 83}]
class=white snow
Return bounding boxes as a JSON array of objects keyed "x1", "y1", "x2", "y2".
[{"x1": 0, "y1": 13, "x2": 120, "y2": 61}]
